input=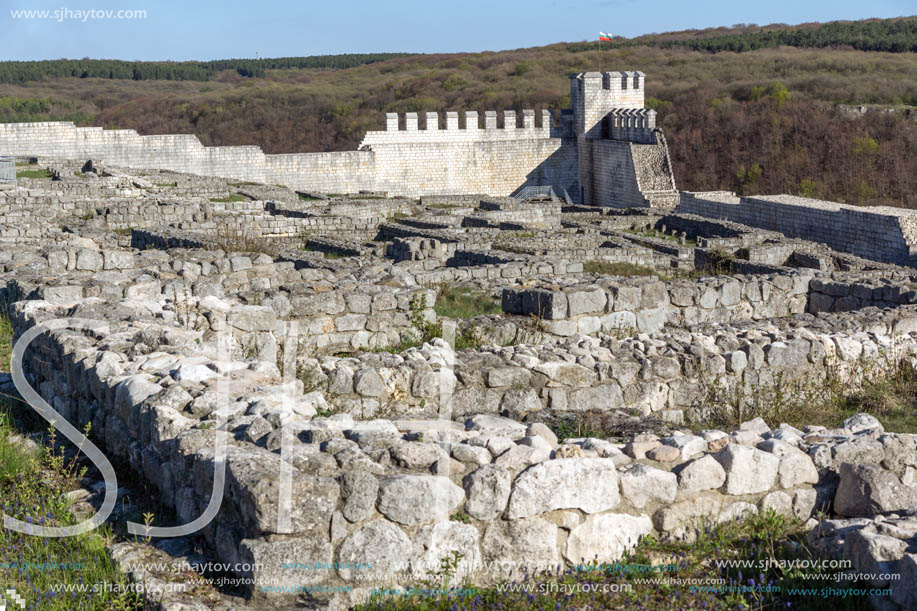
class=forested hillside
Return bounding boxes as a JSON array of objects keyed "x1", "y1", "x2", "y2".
[
  {"x1": 571, "y1": 16, "x2": 917, "y2": 53},
  {"x1": 0, "y1": 54, "x2": 412, "y2": 83},
  {"x1": 1, "y1": 17, "x2": 915, "y2": 207}
]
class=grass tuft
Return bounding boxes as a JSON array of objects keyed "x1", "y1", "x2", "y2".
[
  {"x1": 582, "y1": 260, "x2": 659, "y2": 277},
  {"x1": 433, "y1": 286, "x2": 501, "y2": 319},
  {"x1": 208, "y1": 194, "x2": 246, "y2": 203},
  {"x1": 695, "y1": 355, "x2": 917, "y2": 433},
  {"x1": 15, "y1": 169, "x2": 53, "y2": 179}
]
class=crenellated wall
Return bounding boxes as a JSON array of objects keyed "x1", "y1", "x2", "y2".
[
  {"x1": 604, "y1": 108, "x2": 657, "y2": 144},
  {"x1": 364, "y1": 109, "x2": 559, "y2": 144},
  {"x1": 0, "y1": 122, "x2": 377, "y2": 194},
  {"x1": 0, "y1": 70, "x2": 677, "y2": 205},
  {"x1": 358, "y1": 109, "x2": 579, "y2": 199}
]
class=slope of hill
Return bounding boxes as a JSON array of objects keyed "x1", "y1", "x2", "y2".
[
  {"x1": 573, "y1": 16, "x2": 917, "y2": 52},
  {"x1": 1, "y1": 17, "x2": 915, "y2": 208}
]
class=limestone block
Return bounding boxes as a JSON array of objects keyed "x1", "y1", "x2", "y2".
[
  {"x1": 336, "y1": 520, "x2": 411, "y2": 581},
  {"x1": 620, "y1": 463, "x2": 677, "y2": 508},
  {"x1": 463, "y1": 464, "x2": 512, "y2": 520},
  {"x1": 713, "y1": 444, "x2": 779, "y2": 495},
  {"x1": 377, "y1": 475, "x2": 464, "y2": 525},
  {"x1": 835, "y1": 462, "x2": 917, "y2": 517},
  {"x1": 507, "y1": 458, "x2": 620, "y2": 518},
  {"x1": 564, "y1": 513, "x2": 653, "y2": 564}
]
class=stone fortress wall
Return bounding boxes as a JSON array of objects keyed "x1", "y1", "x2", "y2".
[
  {"x1": 0, "y1": 70, "x2": 676, "y2": 206},
  {"x1": 357, "y1": 109, "x2": 579, "y2": 199},
  {"x1": 677, "y1": 192, "x2": 917, "y2": 267}
]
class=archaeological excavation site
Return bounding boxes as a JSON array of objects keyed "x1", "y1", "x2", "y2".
[{"x1": 0, "y1": 71, "x2": 914, "y2": 610}]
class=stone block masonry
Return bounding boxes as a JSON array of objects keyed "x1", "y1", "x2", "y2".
[
  {"x1": 678, "y1": 192, "x2": 917, "y2": 266},
  {"x1": 8, "y1": 291, "x2": 917, "y2": 608},
  {"x1": 0, "y1": 122, "x2": 376, "y2": 194},
  {"x1": 1, "y1": 166, "x2": 917, "y2": 609}
]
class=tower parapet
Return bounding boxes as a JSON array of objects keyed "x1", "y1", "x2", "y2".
[
  {"x1": 606, "y1": 108, "x2": 657, "y2": 144},
  {"x1": 570, "y1": 71, "x2": 645, "y2": 139}
]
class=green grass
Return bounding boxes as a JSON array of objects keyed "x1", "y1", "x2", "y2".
[
  {"x1": 300, "y1": 244, "x2": 349, "y2": 259},
  {"x1": 0, "y1": 421, "x2": 140, "y2": 610},
  {"x1": 15, "y1": 169, "x2": 53, "y2": 179},
  {"x1": 0, "y1": 313, "x2": 11, "y2": 371},
  {"x1": 697, "y1": 356, "x2": 917, "y2": 434},
  {"x1": 582, "y1": 260, "x2": 658, "y2": 277},
  {"x1": 434, "y1": 287, "x2": 501, "y2": 319},
  {"x1": 0, "y1": 422, "x2": 33, "y2": 482},
  {"x1": 297, "y1": 192, "x2": 323, "y2": 201},
  {"x1": 356, "y1": 510, "x2": 869, "y2": 610},
  {"x1": 426, "y1": 203, "x2": 462, "y2": 210},
  {"x1": 0, "y1": 312, "x2": 140, "y2": 609},
  {"x1": 154, "y1": 182, "x2": 177, "y2": 187},
  {"x1": 208, "y1": 194, "x2": 246, "y2": 203}
]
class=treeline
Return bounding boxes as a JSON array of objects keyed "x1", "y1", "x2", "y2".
[
  {"x1": 571, "y1": 17, "x2": 917, "y2": 53},
  {"x1": 0, "y1": 53, "x2": 414, "y2": 84}
]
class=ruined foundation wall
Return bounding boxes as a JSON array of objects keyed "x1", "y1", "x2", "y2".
[
  {"x1": 1, "y1": 233, "x2": 916, "y2": 608},
  {"x1": 7, "y1": 281, "x2": 917, "y2": 609}
]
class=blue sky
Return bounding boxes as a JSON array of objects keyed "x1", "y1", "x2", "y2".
[{"x1": 1, "y1": 0, "x2": 913, "y2": 61}]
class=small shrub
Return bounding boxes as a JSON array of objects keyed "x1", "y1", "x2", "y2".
[
  {"x1": 704, "y1": 248, "x2": 737, "y2": 275},
  {"x1": 798, "y1": 178, "x2": 821, "y2": 198}
]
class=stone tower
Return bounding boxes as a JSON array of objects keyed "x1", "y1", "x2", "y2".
[
  {"x1": 570, "y1": 71, "x2": 646, "y2": 139},
  {"x1": 569, "y1": 71, "x2": 675, "y2": 208}
]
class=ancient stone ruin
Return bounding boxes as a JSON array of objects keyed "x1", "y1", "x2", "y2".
[{"x1": 0, "y1": 71, "x2": 915, "y2": 610}]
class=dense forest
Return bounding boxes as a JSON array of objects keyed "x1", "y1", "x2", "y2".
[
  {"x1": 1, "y1": 17, "x2": 915, "y2": 208},
  {"x1": 0, "y1": 54, "x2": 413, "y2": 84},
  {"x1": 570, "y1": 17, "x2": 917, "y2": 53}
]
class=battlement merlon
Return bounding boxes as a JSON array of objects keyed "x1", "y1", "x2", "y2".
[
  {"x1": 606, "y1": 108, "x2": 658, "y2": 144},
  {"x1": 358, "y1": 109, "x2": 556, "y2": 147},
  {"x1": 571, "y1": 70, "x2": 646, "y2": 139}
]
